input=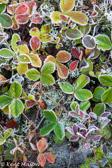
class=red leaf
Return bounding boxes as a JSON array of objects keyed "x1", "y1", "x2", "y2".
[
  {"x1": 26, "y1": 1, "x2": 36, "y2": 15},
  {"x1": 37, "y1": 138, "x2": 48, "y2": 153},
  {"x1": 16, "y1": 14, "x2": 29, "y2": 24},
  {"x1": 6, "y1": 120, "x2": 18, "y2": 129},
  {"x1": 37, "y1": 154, "x2": 46, "y2": 167},
  {"x1": 25, "y1": 100, "x2": 37, "y2": 108},
  {"x1": 31, "y1": 15, "x2": 43, "y2": 24},
  {"x1": 70, "y1": 61, "x2": 79, "y2": 71},
  {"x1": 71, "y1": 48, "x2": 80, "y2": 59},
  {"x1": 56, "y1": 50, "x2": 71, "y2": 63},
  {"x1": 30, "y1": 36, "x2": 41, "y2": 50},
  {"x1": 7, "y1": 4, "x2": 18, "y2": 14},
  {"x1": 44, "y1": 153, "x2": 55, "y2": 163},
  {"x1": 16, "y1": 4, "x2": 28, "y2": 15},
  {"x1": 60, "y1": 14, "x2": 68, "y2": 22}
]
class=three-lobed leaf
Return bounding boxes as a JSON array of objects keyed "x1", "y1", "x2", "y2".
[
  {"x1": 101, "y1": 88, "x2": 112, "y2": 103},
  {"x1": 0, "y1": 95, "x2": 13, "y2": 109},
  {"x1": 99, "y1": 75, "x2": 112, "y2": 87},
  {"x1": 10, "y1": 82, "x2": 22, "y2": 98},
  {"x1": 43, "y1": 110, "x2": 57, "y2": 123},
  {"x1": 59, "y1": 82, "x2": 74, "y2": 94},
  {"x1": 74, "y1": 75, "x2": 90, "y2": 91},
  {"x1": 54, "y1": 122, "x2": 65, "y2": 140},
  {"x1": 75, "y1": 89, "x2": 92, "y2": 101},
  {"x1": 40, "y1": 123, "x2": 56, "y2": 136},
  {"x1": 26, "y1": 69, "x2": 40, "y2": 81},
  {"x1": 0, "y1": 49, "x2": 14, "y2": 58}
]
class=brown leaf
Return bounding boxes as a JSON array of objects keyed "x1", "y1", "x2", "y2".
[
  {"x1": 6, "y1": 120, "x2": 18, "y2": 129},
  {"x1": 39, "y1": 101, "x2": 47, "y2": 110}
]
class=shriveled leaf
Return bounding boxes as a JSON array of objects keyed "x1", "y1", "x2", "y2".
[
  {"x1": 66, "y1": 11, "x2": 88, "y2": 25},
  {"x1": 26, "y1": 69, "x2": 40, "y2": 81},
  {"x1": 40, "y1": 123, "x2": 56, "y2": 136},
  {"x1": 30, "y1": 36, "x2": 41, "y2": 51},
  {"x1": 40, "y1": 74, "x2": 55, "y2": 85},
  {"x1": 0, "y1": 49, "x2": 14, "y2": 58},
  {"x1": 99, "y1": 75, "x2": 112, "y2": 87},
  {"x1": 41, "y1": 62, "x2": 55, "y2": 74},
  {"x1": 37, "y1": 138, "x2": 48, "y2": 153},
  {"x1": 57, "y1": 63, "x2": 69, "y2": 79},
  {"x1": 17, "y1": 63, "x2": 28, "y2": 75},
  {"x1": 54, "y1": 122, "x2": 65, "y2": 140},
  {"x1": 6, "y1": 120, "x2": 18, "y2": 129},
  {"x1": 17, "y1": 54, "x2": 30, "y2": 63},
  {"x1": 9, "y1": 99, "x2": 24, "y2": 118},
  {"x1": 82, "y1": 35, "x2": 96, "y2": 49},
  {"x1": 66, "y1": 28, "x2": 82, "y2": 40},
  {"x1": 56, "y1": 50, "x2": 71, "y2": 63},
  {"x1": 44, "y1": 153, "x2": 55, "y2": 163},
  {"x1": 95, "y1": 35, "x2": 112, "y2": 51},
  {"x1": 101, "y1": 88, "x2": 112, "y2": 103},
  {"x1": 60, "y1": 0, "x2": 75, "y2": 13},
  {"x1": 74, "y1": 75, "x2": 90, "y2": 91},
  {"x1": 75, "y1": 89, "x2": 92, "y2": 101},
  {"x1": 43, "y1": 110, "x2": 57, "y2": 123},
  {"x1": 0, "y1": 14, "x2": 12, "y2": 28},
  {"x1": 37, "y1": 153, "x2": 46, "y2": 167},
  {"x1": 70, "y1": 61, "x2": 79, "y2": 71},
  {"x1": 29, "y1": 53, "x2": 41, "y2": 67},
  {"x1": 11, "y1": 33, "x2": 21, "y2": 52},
  {"x1": 59, "y1": 82, "x2": 74, "y2": 94},
  {"x1": 50, "y1": 11, "x2": 62, "y2": 23},
  {"x1": 93, "y1": 103, "x2": 105, "y2": 116},
  {"x1": 10, "y1": 81, "x2": 22, "y2": 98},
  {"x1": 25, "y1": 100, "x2": 37, "y2": 108},
  {"x1": 0, "y1": 95, "x2": 13, "y2": 109}
]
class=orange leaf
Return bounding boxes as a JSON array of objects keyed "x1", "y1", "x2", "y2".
[
  {"x1": 37, "y1": 153, "x2": 46, "y2": 167},
  {"x1": 44, "y1": 152, "x2": 55, "y2": 164},
  {"x1": 45, "y1": 56, "x2": 56, "y2": 63},
  {"x1": 29, "y1": 53, "x2": 42, "y2": 67},
  {"x1": 56, "y1": 50, "x2": 71, "y2": 63},
  {"x1": 37, "y1": 138, "x2": 48, "y2": 153},
  {"x1": 57, "y1": 63, "x2": 69, "y2": 79}
]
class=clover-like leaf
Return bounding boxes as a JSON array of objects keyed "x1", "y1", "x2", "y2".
[
  {"x1": 0, "y1": 49, "x2": 14, "y2": 58},
  {"x1": 0, "y1": 95, "x2": 13, "y2": 109},
  {"x1": 9, "y1": 99, "x2": 24, "y2": 118},
  {"x1": 66, "y1": 11, "x2": 88, "y2": 25},
  {"x1": 30, "y1": 27, "x2": 40, "y2": 37},
  {"x1": 10, "y1": 82, "x2": 22, "y2": 98},
  {"x1": 60, "y1": 0, "x2": 75, "y2": 13},
  {"x1": 0, "y1": 14, "x2": 12, "y2": 28},
  {"x1": 93, "y1": 87, "x2": 105, "y2": 102},
  {"x1": 40, "y1": 123, "x2": 56, "y2": 136},
  {"x1": 66, "y1": 28, "x2": 82, "y2": 40},
  {"x1": 54, "y1": 122, "x2": 65, "y2": 140},
  {"x1": 15, "y1": 4, "x2": 28, "y2": 15},
  {"x1": 99, "y1": 75, "x2": 112, "y2": 87},
  {"x1": 95, "y1": 35, "x2": 112, "y2": 51},
  {"x1": 93, "y1": 103, "x2": 105, "y2": 116},
  {"x1": 17, "y1": 44, "x2": 29, "y2": 54},
  {"x1": 26, "y1": 69, "x2": 40, "y2": 81},
  {"x1": 40, "y1": 74, "x2": 55, "y2": 85},
  {"x1": 44, "y1": 153, "x2": 55, "y2": 164},
  {"x1": 79, "y1": 101, "x2": 90, "y2": 111},
  {"x1": 82, "y1": 35, "x2": 96, "y2": 49},
  {"x1": 70, "y1": 101, "x2": 78, "y2": 111},
  {"x1": 37, "y1": 153, "x2": 46, "y2": 167},
  {"x1": 17, "y1": 54, "x2": 31, "y2": 63},
  {"x1": 43, "y1": 110, "x2": 57, "y2": 123},
  {"x1": 28, "y1": 53, "x2": 42, "y2": 67},
  {"x1": 59, "y1": 82, "x2": 74, "y2": 94},
  {"x1": 41, "y1": 62, "x2": 55, "y2": 74},
  {"x1": 74, "y1": 75, "x2": 90, "y2": 91},
  {"x1": 50, "y1": 11, "x2": 62, "y2": 23},
  {"x1": 75, "y1": 89, "x2": 92, "y2": 101},
  {"x1": 101, "y1": 88, "x2": 112, "y2": 103},
  {"x1": 37, "y1": 138, "x2": 48, "y2": 153},
  {"x1": 30, "y1": 36, "x2": 41, "y2": 51},
  {"x1": 17, "y1": 63, "x2": 28, "y2": 75},
  {"x1": 57, "y1": 63, "x2": 69, "y2": 79},
  {"x1": 16, "y1": 14, "x2": 29, "y2": 24},
  {"x1": 44, "y1": 56, "x2": 56, "y2": 63},
  {"x1": 56, "y1": 50, "x2": 71, "y2": 63}
]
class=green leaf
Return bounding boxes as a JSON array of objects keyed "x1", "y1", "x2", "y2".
[
  {"x1": 10, "y1": 82, "x2": 22, "y2": 98},
  {"x1": 71, "y1": 101, "x2": 78, "y2": 111},
  {"x1": 11, "y1": 33, "x2": 21, "y2": 52},
  {"x1": 79, "y1": 101, "x2": 90, "y2": 111},
  {"x1": 40, "y1": 123, "x2": 56, "y2": 136},
  {"x1": 99, "y1": 75, "x2": 112, "y2": 87},
  {"x1": 40, "y1": 34, "x2": 52, "y2": 43},
  {"x1": 59, "y1": 82, "x2": 74, "y2": 94},
  {"x1": 100, "y1": 125, "x2": 111, "y2": 140},
  {"x1": 41, "y1": 25, "x2": 51, "y2": 34},
  {"x1": 0, "y1": 134, "x2": 6, "y2": 145},
  {"x1": 0, "y1": 4, "x2": 6, "y2": 13},
  {"x1": 9, "y1": 99, "x2": 24, "y2": 118},
  {"x1": 17, "y1": 63, "x2": 28, "y2": 75},
  {"x1": 40, "y1": 74, "x2": 55, "y2": 85},
  {"x1": 0, "y1": 95, "x2": 13, "y2": 109},
  {"x1": 60, "y1": 0, "x2": 75, "y2": 13},
  {"x1": 66, "y1": 11, "x2": 88, "y2": 25},
  {"x1": 102, "y1": 88, "x2": 112, "y2": 103},
  {"x1": 54, "y1": 122, "x2": 65, "y2": 140},
  {"x1": 95, "y1": 35, "x2": 112, "y2": 51},
  {"x1": 43, "y1": 110, "x2": 57, "y2": 123},
  {"x1": 50, "y1": 11, "x2": 62, "y2": 23},
  {"x1": 41, "y1": 62, "x2": 55, "y2": 74},
  {"x1": 81, "y1": 59, "x2": 93, "y2": 75},
  {"x1": 75, "y1": 89, "x2": 92, "y2": 101},
  {"x1": 93, "y1": 87, "x2": 105, "y2": 102},
  {"x1": 4, "y1": 128, "x2": 12, "y2": 139},
  {"x1": 26, "y1": 68, "x2": 40, "y2": 81},
  {"x1": 93, "y1": 103, "x2": 105, "y2": 116},
  {"x1": 54, "y1": 135, "x2": 65, "y2": 144},
  {"x1": 0, "y1": 49, "x2": 14, "y2": 58},
  {"x1": 0, "y1": 14, "x2": 12, "y2": 28},
  {"x1": 17, "y1": 54, "x2": 31, "y2": 63},
  {"x1": 66, "y1": 28, "x2": 82, "y2": 40},
  {"x1": 74, "y1": 75, "x2": 90, "y2": 91},
  {"x1": 29, "y1": 27, "x2": 40, "y2": 37}
]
